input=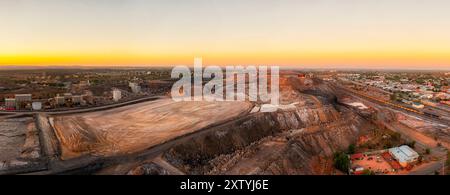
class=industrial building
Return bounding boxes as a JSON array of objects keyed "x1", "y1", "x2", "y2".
[
  {"x1": 15, "y1": 94, "x2": 32, "y2": 109},
  {"x1": 15, "y1": 94, "x2": 32, "y2": 101},
  {"x1": 63, "y1": 93, "x2": 73, "y2": 101},
  {"x1": 4, "y1": 98, "x2": 16, "y2": 110},
  {"x1": 15, "y1": 94, "x2": 31, "y2": 101},
  {"x1": 388, "y1": 145, "x2": 419, "y2": 167},
  {"x1": 55, "y1": 96, "x2": 65, "y2": 106},
  {"x1": 72, "y1": 95, "x2": 83, "y2": 104}
]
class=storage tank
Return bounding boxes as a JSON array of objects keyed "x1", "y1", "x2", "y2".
[{"x1": 32, "y1": 102, "x2": 42, "y2": 110}]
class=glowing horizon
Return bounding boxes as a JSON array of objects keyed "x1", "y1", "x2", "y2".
[{"x1": 1, "y1": 0, "x2": 450, "y2": 69}]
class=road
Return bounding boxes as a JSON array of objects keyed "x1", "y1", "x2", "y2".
[
  {"x1": 28, "y1": 103, "x2": 255, "y2": 174},
  {"x1": 409, "y1": 159, "x2": 445, "y2": 175},
  {"x1": 0, "y1": 95, "x2": 163, "y2": 116}
]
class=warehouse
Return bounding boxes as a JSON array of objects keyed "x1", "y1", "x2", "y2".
[
  {"x1": 388, "y1": 145, "x2": 419, "y2": 167},
  {"x1": 15, "y1": 94, "x2": 32, "y2": 109}
]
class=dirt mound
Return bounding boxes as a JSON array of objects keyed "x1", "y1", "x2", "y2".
[
  {"x1": 158, "y1": 79, "x2": 372, "y2": 175},
  {"x1": 163, "y1": 104, "x2": 372, "y2": 174}
]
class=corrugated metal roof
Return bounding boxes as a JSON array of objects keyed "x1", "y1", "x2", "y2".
[{"x1": 389, "y1": 145, "x2": 419, "y2": 163}]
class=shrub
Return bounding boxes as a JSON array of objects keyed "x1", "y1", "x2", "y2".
[
  {"x1": 333, "y1": 151, "x2": 350, "y2": 174},
  {"x1": 347, "y1": 144, "x2": 356, "y2": 154},
  {"x1": 406, "y1": 141, "x2": 416, "y2": 148}
]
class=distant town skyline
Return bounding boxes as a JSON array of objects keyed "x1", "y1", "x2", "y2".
[{"x1": 1, "y1": 0, "x2": 450, "y2": 69}]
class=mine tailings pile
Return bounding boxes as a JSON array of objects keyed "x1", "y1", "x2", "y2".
[{"x1": 163, "y1": 103, "x2": 373, "y2": 175}]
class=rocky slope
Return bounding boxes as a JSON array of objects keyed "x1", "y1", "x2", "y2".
[
  {"x1": 163, "y1": 104, "x2": 372, "y2": 174},
  {"x1": 159, "y1": 76, "x2": 375, "y2": 175}
]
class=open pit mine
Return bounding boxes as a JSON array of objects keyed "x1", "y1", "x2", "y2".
[{"x1": 1, "y1": 74, "x2": 448, "y2": 175}]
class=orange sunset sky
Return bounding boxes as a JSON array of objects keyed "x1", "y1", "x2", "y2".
[{"x1": 1, "y1": 0, "x2": 450, "y2": 69}]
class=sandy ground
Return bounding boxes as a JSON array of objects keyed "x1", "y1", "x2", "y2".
[
  {"x1": 352, "y1": 155, "x2": 394, "y2": 174},
  {"x1": 51, "y1": 98, "x2": 252, "y2": 159}
]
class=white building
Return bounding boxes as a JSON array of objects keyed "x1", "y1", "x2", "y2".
[
  {"x1": 388, "y1": 145, "x2": 419, "y2": 167},
  {"x1": 112, "y1": 88, "x2": 122, "y2": 102},
  {"x1": 412, "y1": 102, "x2": 424, "y2": 109},
  {"x1": 129, "y1": 82, "x2": 141, "y2": 93}
]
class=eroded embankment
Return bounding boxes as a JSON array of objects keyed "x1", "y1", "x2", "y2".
[
  {"x1": 163, "y1": 104, "x2": 372, "y2": 175},
  {"x1": 0, "y1": 116, "x2": 47, "y2": 174}
]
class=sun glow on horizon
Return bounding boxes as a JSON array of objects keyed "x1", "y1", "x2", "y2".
[{"x1": 1, "y1": 0, "x2": 450, "y2": 69}]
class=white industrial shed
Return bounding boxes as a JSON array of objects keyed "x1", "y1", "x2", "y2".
[{"x1": 388, "y1": 145, "x2": 419, "y2": 167}]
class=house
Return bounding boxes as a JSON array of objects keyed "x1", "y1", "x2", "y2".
[
  {"x1": 353, "y1": 167, "x2": 365, "y2": 175},
  {"x1": 350, "y1": 153, "x2": 364, "y2": 161}
]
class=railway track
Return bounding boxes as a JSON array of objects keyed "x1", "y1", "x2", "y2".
[{"x1": 329, "y1": 83, "x2": 450, "y2": 126}]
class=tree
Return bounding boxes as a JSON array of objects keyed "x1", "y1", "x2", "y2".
[
  {"x1": 406, "y1": 141, "x2": 416, "y2": 149},
  {"x1": 390, "y1": 94, "x2": 397, "y2": 101},
  {"x1": 333, "y1": 152, "x2": 350, "y2": 174},
  {"x1": 446, "y1": 151, "x2": 450, "y2": 166},
  {"x1": 384, "y1": 141, "x2": 393, "y2": 149},
  {"x1": 425, "y1": 148, "x2": 431, "y2": 155},
  {"x1": 347, "y1": 144, "x2": 356, "y2": 154},
  {"x1": 391, "y1": 132, "x2": 401, "y2": 142},
  {"x1": 416, "y1": 78, "x2": 425, "y2": 85}
]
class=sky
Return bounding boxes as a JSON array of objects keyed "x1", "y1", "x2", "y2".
[{"x1": 1, "y1": 0, "x2": 450, "y2": 69}]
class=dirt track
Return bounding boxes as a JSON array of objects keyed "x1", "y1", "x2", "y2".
[{"x1": 51, "y1": 98, "x2": 252, "y2": 159}]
